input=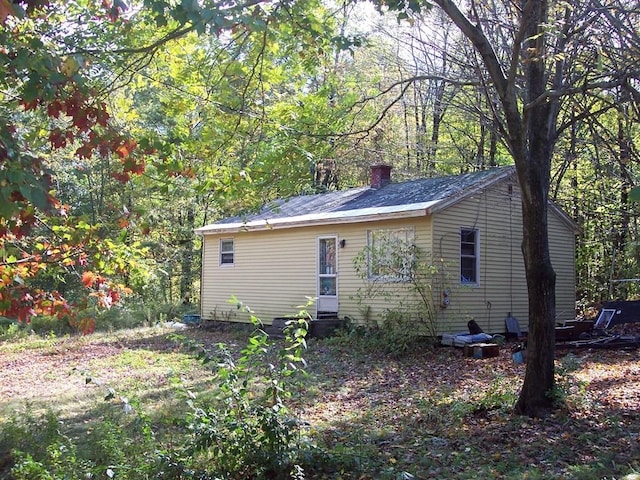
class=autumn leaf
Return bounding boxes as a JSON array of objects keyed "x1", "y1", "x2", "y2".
[
  {"x1": 81, "y1": 270, "x2": 97, "y2": 287},
  {"x1": 75, "y1": 144, "x2": 94, "y2": 159},
  {"x1": 49, "y1": 129, "x2": 68, "y2": 148},
  {"x1": 122, "y1": 156, "x2": 145, "y2": 175},
  {"x1": 108, "y1": 289, "x2": 120, "y2": 303},
  {"x1": 111, "y1": 171, "x2": 130, "y2": 183},
  {"x1": 116, "y1": 139, "x2": 137, "y2": 159},
  {"x1": 60, "y1": 56, "x2": 80, "y2": 77},
  {"x1": 46, "y1": 100, "x2": 64, "y2": 118}
]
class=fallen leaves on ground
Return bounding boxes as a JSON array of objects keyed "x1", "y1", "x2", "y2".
[{"x1": 1, "y1": 327, "x2": 640, "y2": 479}]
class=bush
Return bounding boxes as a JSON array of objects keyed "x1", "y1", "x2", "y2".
[
  {"x1": 351, "y1": 241, "x2": 447, "y2": 351},
  {"x1": 327, "y1": 310, "x2": 435, "y2": 357},
  {"x1": 171, "y1": 303, "x2": 315, "y2": 479},
  {"x1": 1, "y1": 408, "x2": 90, "y2": 480},
  {"x1": 0, "y1": 318, "x2": 24, "y2": 340}
]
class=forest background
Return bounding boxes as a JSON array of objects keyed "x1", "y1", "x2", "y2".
[{"x1": 1, "y1": 0, "x2": 639, "y2": 330}]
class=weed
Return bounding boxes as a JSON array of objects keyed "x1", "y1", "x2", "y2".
[
  {"x1": 0, "y1": 319, "x2": 23, "y2": 340},
  {"x1": 473, "y1": 373, "x2": 519, "y2": 414},
  {"x1": 1, "y1": 408, "x2": 92, "y2": 480},
  {"x1": 327, "y1": 317, "x2": 434, "y2": 358},
  {"x1": 351, "y1": 241, "x2": 447, "y2": 354},
  {"x1": 172, "y1": 302, "x2": 313, "y2": 478},
  {"x1": 550, "y1": 353, "x2": 591, "y2": 410}
]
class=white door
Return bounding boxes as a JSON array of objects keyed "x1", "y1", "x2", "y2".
[{"x1": 317, "y1": 236, "x2": 338, "y2": 315}]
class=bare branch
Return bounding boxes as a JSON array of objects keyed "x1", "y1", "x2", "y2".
[
  {"x1": 351, "y1": 74, "x2": 480, "y2": 108},
  {"x1": 431, "y1": 0, "x2": 509, "y2": 99},
  {"x1": 73, "y1": 25, "x2": 198, "y2": 56},
  {"x1": 525, "y1": 71, "x2": 640, "y2": 110}
]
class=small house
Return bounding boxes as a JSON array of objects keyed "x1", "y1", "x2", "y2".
[{"x1": 195, "y1": 165, "x2": 578, "y2": 334}]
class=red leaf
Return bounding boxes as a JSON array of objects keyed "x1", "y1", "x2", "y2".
[
  {"x1": 116, "y1": 144, "x2": 130, "y2": 158},
  {"x1": 72, "y1": 112, "x2": 91, "y2": 131},
  {"x1": 75, "y1": 144, "x2": 94, "y2": 159},
  {"x1": 108, "y1": 289, "x2": 120, "y2": 303},
  {"x1": 116, "y1": 139, "x2": 137, "y2": 159},
  {"x1": 110, "y1": 171, "x2": 130, "y2": 183},
  {"x1": 49, "y1": 129, "x2": 67, "y2": 148},
  {"x1": 21, "y1": 98, "x2": 40, "y2": 111},
  {"x1": 96, "y1": 107, "x2": 109, "y2": 127},
  {"x1": 98, "y1": 141, "x2": 110, "y2": 157},
  {"x1": 81, "y1": 271, "x2": 97, "y2": 288},
  {"x1": 47, "y1": 100, "x2": 64, "y2": 118},
  {"x1": 123, "y1": 157, "x2": 145, "y2": 174}
]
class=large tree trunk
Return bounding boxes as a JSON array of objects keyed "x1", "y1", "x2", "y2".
[
  {"x1": 433, "y1": 0, "x2": 559, "y2": 416},
  {"x1": 511, "y1": 115, "x2": 558, "y2": 416},
  {"x1": 513, "y1": 0, "x2": 558, "y2": 416},
  {"x1": 514, "y1": 159, "x2": 557, "y2": 416}
]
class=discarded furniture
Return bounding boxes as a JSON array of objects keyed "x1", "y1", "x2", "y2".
[
  {"x1": 596, "y1": 300, "x2": 640, "y2": 329},
  {"x1": 555, "y1": 319, "x2": 594, "y2": 341},
  {"x1": 441, "y1": 332, "x2": 493, "y2": 347}
]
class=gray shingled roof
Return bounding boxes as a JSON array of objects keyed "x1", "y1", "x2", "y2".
[{"x1": 196, "y1": 166, "x2": 515, "y2": 234}]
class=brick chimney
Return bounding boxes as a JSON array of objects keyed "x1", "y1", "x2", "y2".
[{"x1": 370, "y1": 164, "x2": 392, "y2": 189}]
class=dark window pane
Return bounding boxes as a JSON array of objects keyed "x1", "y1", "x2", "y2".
[
  {"x1": 221, "y1": 239, "x2": 234, "y2": 264},
  {"x1": 461, "y1": 230, "x2": 476, "y2": 242},
  {"x1": 460, "y1": 229, "x2": 477, "y2": 284}
]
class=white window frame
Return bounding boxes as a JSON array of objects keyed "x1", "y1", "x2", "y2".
[
  {"x1": 317, "y1": 235, "x2": 338, "y2": 301},
  {"x1": 367, "y1": 227, "x2": 415, "y2": 282},
  {"x1": 460, "y1": 227, "x2": 479, "y2": 285},
  {"x1": 220, "y1": 238, "x2": 235, "y2": 266}
]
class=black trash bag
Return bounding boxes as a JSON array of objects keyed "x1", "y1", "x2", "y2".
[{"x1": 467, "y1": 319, "x2": 484, "y2": 335}]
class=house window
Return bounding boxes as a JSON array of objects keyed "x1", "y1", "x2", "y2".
[
  {"x1": 367, "y1": 228, "x2": 415, "y2": 281},
  {"x1": 220, "y1": 239, "x2": 234, "y2": 265},
  {"x1": 460, "y1": 228, "x2": 479, "y2": 285}
]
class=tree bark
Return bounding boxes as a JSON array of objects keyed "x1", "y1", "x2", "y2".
[
  {"x1": 180, "y1": 207, "x2": 196, "y2": 303},
  {"x1": 433, "y1": 0, "x2": 559, "y2": 415},
  {"x1": 514, "y1": 154, "x2": 557, "y2": 416},
  {"x1": 513, "y1": 0, "x2": 558, "y2": 416}
]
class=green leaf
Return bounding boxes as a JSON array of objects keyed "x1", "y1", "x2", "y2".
[
  {"x1": 629, "y1": 186, "x2": 640, "y2": 202},
  {"x1": 29, "y1": 187, "x2": 48, "y2": 210},
  {"x1": 21, "y1": 78, "x2": 42, "y2": 104}
]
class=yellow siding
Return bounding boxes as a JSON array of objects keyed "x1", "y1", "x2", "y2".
[
  {"x1": 549, "y1": 210, "x2": 577, "y2": 324},
  {"x1": 200, "y1": 175, "x2": 576, "y2": 334},
  {"x1": 330, "y1": 217, "x2": 434, "y2": 327},
  {"x1": 200, "y1": 218, "x2": 433, "y2": 325},
  {"x1": 201, "y1": 227, "x2": 319, "y2": 323},
  {"x1": 431, "y1": 176, "x2": 576, "y2": 334}
]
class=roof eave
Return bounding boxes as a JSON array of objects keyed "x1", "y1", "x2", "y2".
[
  {"x1": 195, "y1": 207, "x2": 432, "y2": 235},
  {"x1": 549, "y1": 203, "x2": 581, "y2": 235}
]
